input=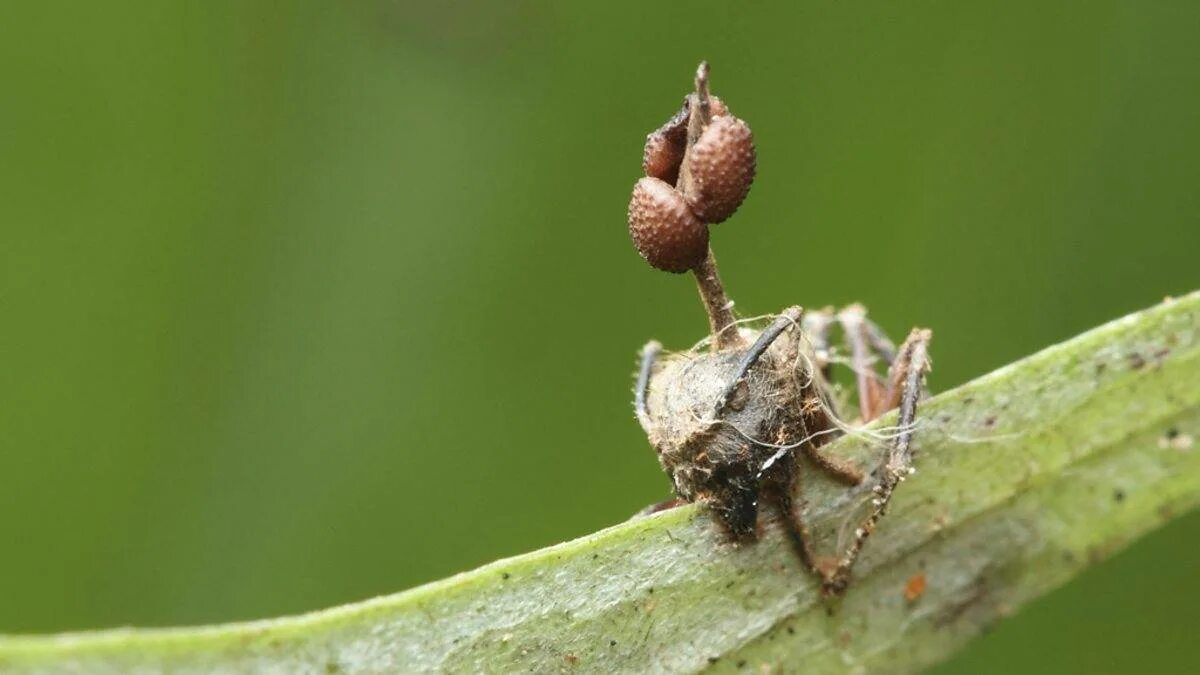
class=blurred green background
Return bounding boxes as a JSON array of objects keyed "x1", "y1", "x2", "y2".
[{"x1": 2, "y1": 1, "x2": 1198, "y2": 672}]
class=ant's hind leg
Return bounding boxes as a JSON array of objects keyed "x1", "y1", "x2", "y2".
[
  {"x1": 874, "y1": 326, "x2": 933, "y2": 416},
  {"x1": 836, "y1": 304, "x2": 886, "y2": 421},
  {"x1": 861, "y1": 315, "x2": 898, "y2": 367},
  {"x1": 801, "y1": 307, "x2": 837, "y2": 382},
  {"x1": 837, "y1": 304, "x2": 911, "y2": 422},
  {"x1": 823, "y1": 328, "x2": 932, "y2": 596}
]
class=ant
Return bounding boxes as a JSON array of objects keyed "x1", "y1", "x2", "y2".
[{"x1": 627, "y1": 62, "x2": 932, "y2": 595}]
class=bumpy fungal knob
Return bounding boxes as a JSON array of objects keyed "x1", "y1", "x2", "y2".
[
  {"x1": 642, "y1": 104, "x2": 688, "y2": 186},
  {"x1": 642, "y1": 97, "x2": 731, "y2": 187},
  {"x1": 628, "y1": 177, "x2": 709, "y2": 273},
  {"x1": 683, "y1": 114, "x2": 756, "y2": 224}
]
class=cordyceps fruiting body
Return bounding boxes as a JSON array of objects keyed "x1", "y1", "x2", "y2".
[
  {"x1": 682, "y1": 115, "x2": 756, "y2": 224},
  {"x1": 628, "y1": 177, "x2": 709, "y2": 273},
  {"x1": 627, "y1": 62, "x2": 933, "y2": 596}
]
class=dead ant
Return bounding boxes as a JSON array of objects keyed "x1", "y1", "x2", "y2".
[{"x1": 627, "y1": 62, "x2": 932, "y2": 595}]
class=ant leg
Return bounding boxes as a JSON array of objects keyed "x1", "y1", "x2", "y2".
[
  {"x1": 874, "y1": 326, "x2": 933, "y2": 414},
  {"x1": 837, "y1": 304, "x2": 889, "y2": 421},
  {"x1": 632, "y1": 342, "x2": 690, "y2": 519},
  {"x1": 628, "y1": 341, "x2": 686, "y2": 514},
  {"x1": 793, "y1": 307, "x2": 864, "y2": 485},
  {"x1": 791, "y1": 386, "x2": 863, "y2": 485},
  {"x1": 772, "y1": 487, "x2": 820, "y2": 571},
  {"x1": 801, "y1": 307, "x2": 836, "y2": 382},
  {"x1": 800, "y1": 440, "x2": 864, "y2": 486},
  {"x1": 822, "y1": 328, "x2": 932, "y2": 596},
  {"x1": 861, "y1": 316, "x2": 898, "y2": 367},
  {"x1": 839, "y1": 305, "x2": 930, "y2": 421},
  {"x1": 713, "y1": 306, "x2": 804, "y2": 417},
  {"x1": 633, "y1": 497, "x2": 686, "y2": 518},
  {"x1": 772, "y1": 478, "x2": 824, "y2": 577},
  {"x1": 635, "y1": 341, "x2": 661, "y2": 434}
]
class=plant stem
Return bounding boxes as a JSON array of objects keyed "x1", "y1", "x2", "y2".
[{"x1": 1, "y1": 292, "x2": 1195, "y2": 674}]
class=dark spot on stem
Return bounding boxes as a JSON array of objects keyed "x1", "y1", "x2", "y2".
[
  {"x1": 502, "y1": 572, "x2": 510, "y2": 580},
  {"x1": 1113, "y1": 489, "x2": 1126, "y2": 503},
  {"x1": 1128, "y1": 352, "x2": 1146, "y2": 370}
]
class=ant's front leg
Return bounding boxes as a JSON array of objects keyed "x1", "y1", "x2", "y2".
[
  {"x1": 823, "y1": 327, "x2": 932, "y2": 596},
  {"x1": 634, "y1": 340, "x2": 662, "y2": 435},
  {"x1": 631, "y1": 341, "x2": 686, "y2": 518}
]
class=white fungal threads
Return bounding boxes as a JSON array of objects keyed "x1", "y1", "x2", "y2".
[{"x1": 666, "y1": 310, "x2": 921, "y2": 478}]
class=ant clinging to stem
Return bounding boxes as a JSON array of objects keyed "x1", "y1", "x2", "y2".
[{"x1": 627, "y1": 62, "x2": 933, "y2": 595}]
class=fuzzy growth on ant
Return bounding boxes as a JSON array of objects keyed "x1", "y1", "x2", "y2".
[{"x1": 627, "y1": 62, "x2": 932, "y2": 595}]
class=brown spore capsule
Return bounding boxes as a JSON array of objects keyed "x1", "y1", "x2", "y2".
[
  {"x1": 642, "y1": 103, "x2": 689, "y2": 185},
  {"x1": 709, "y1": 96, "x2": 729, "y2": 118},
  {"x1": 683, "y1": 115, "x2": 756, "y2": 224},
  {"x1": 628, "y1": 177, "x2": 710, "y2": 273},
  {"x1": 643, "y1": 96, "x2": 730, "y2": 186}
]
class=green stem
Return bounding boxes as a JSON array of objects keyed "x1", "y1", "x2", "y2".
[{"x1": 1, "y1": 292, "x2": 1197, "y2": 674}]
